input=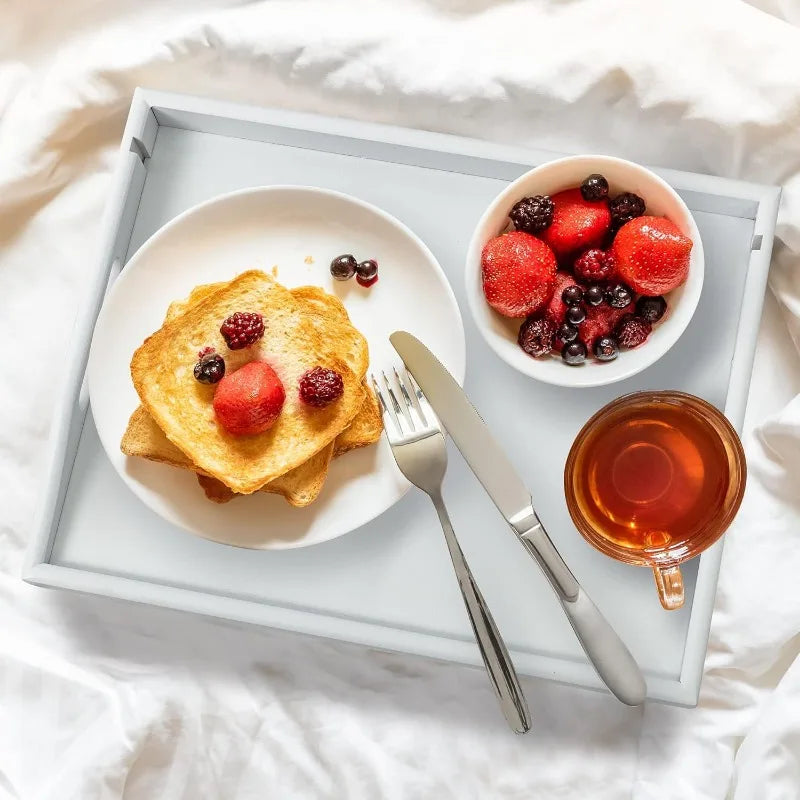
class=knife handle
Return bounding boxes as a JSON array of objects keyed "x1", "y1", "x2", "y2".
[{"x1": 518, "y1": 523, "x2": 647, "y2": 706}]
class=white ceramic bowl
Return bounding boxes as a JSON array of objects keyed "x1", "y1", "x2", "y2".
[{"x1": 465, "y1": 155, "x2": 704, "y2": 387}]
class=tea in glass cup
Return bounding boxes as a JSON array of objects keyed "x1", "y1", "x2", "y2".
[{"x1": 564, "y1": 391, "x2": 746, "y2": 609}]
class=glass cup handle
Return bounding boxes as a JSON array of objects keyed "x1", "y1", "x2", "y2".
[{"x1": 653, "y1": 565, "x2": 684, "y2": 610}]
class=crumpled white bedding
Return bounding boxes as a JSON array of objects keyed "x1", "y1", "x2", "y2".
[{"x1": 2, "y1": 1, "x2": 800, "y2": 797}]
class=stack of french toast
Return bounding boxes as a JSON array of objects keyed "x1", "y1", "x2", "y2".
[{"x1": 122, "y1": 270, "x2": 381, "y2": 506}]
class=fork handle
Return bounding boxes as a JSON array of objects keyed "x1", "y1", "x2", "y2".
[{"x1": 431, "y1": 491, "x2": 531, "y2": 734}]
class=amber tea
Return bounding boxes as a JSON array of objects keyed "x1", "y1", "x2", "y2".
[{"x1": 565, "y1": 392, "x2": 746, "y2": 610}]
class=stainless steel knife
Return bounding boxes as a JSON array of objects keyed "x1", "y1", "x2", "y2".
[{"x1": 390, "y1": 330, "x2": 646, "y2": 706}]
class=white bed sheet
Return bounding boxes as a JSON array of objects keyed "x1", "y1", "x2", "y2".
[{"x1": 1, "y1": 1, "x2": 800, "y2": 797}]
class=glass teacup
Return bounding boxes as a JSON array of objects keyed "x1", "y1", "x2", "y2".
[{"x1": 564, "y1": 391, "x2": 746, "y2": 610}]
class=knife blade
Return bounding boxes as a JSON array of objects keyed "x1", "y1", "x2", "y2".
[
  {"x1": 390, "y1": 330, "x2": 646, "y2": 706},
  {"x1": 390, "y1": 331, "x2": 547, "y2": 537}
]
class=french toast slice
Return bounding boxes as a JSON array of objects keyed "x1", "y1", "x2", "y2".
[{"x1": 131, "y1": 270, "x2": 364, "y2": 495}]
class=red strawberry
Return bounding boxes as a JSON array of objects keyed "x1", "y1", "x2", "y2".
[
  {"x1": 540, "y1": 188, "x2": 611, "y2": 259},
  {"x1": 611, "y1": 216, "x2": 692, "y2": 295},
  {"x1": 580, "y1": 304, "x2": 629, "y2": 350},
  {"x1": 481, "y1": 231, "x2": 557, "y2": 318},
  {"x1": 213, "y1": 361, "x2": 285, "y2": 436},
  {"x1": 545, "y1": 271, "x2": 581, "y2": 326}
]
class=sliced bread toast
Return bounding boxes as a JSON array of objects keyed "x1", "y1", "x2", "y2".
[{"x1": 130, "y1": 270, "x2": 364, "y2": 494}]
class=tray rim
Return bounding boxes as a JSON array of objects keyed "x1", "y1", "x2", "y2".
[{"x1": 23, "y1": 88, "x2": 782, "y2": 707}]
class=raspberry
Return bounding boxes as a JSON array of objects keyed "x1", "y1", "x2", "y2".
[
  {"x1": 518, "y1": 316, "x2": 555, "y2": 358},
  {"x1": 574, "y1": 249, "x2": 615, "y2": 282},
  {"x1": 616, "y1": 315, "x2": 652, "y2": 348},
  {"x1": 509, "y1": 195, "x2": 555, "y2": 234},
  {"x1": 299, "y1": 367, "x2": 345, "y2": 407},
  {"x1": 220, "y1": 311, "x2": 264, "y2": 350},
  {"x1": 194, "y1": 352, "x2": 225, "y2": 384},
  {"x1": 609, "y1": 193, "x2": 646, "y2": 228}
]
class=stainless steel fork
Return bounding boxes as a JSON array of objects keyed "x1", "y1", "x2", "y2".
[{"x1": 372, "y1": 369, "x2": 531, "y2": 734}]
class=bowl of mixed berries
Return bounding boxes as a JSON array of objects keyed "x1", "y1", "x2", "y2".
[{"x1": 466, "y1": 155, "x2": 704, "y2": 387}]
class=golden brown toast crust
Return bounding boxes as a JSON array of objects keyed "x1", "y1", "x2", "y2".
[
  {"x1": 334, "y1": 385, "x2": 382, "y2": 454},
  {"x1": 120, "y1": 405, "x2": 335, "y2": 506},
  {"x1": 130, "y1": 271, "x2": 364, "y2": 494},
  {"x1": 124, "y1": 278, "x2": 381, "y2": 506}
]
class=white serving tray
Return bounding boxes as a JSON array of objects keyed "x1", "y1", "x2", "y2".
[{"x1": 23, "y1": 89, "x2": 780, "y2": 706}]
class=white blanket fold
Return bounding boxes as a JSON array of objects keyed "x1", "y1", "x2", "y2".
[{"x1": 2, "y1": 1, "x2": 800, "y2": 797}]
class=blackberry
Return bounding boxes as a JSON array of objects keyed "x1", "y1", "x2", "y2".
[
  {"x1": 593, "y1": 335, "x2": 619, "y2": 362},
  {"x1": 580, "y1": 174, "x2": 609, "y2": 202},
  {"x1": 518, "y1": 316, "x2": 556, "y2": 358},
  {"x1": 562, "y1": 341, "x2": 587, "y2": 366},
  {"x1": 609, "y1": 192, "x2": 646, "y2": 228},
  {"x1": 509, "y1": 195, "x2": 555, "y2": 233},
  {"x1": 330, "y1": 254, "x2": 357, "y2": 281},
  {"x1": 605, "y1": 282, "x2": 634, "y2": 309},
  {"x1": 562, "y1": 285, "x2": 584, "y2": 306},
  {"x1": 299, "y1": 367, "x2": 344, "y2": 407},
  {"x1": 194, "y1": 352, "x2": 225, "y2": 384},
  {"x1": 616, "y1": 315, "x2": 652, "y2": 348},
  {"x1": 585, "y1": 284, "x2": 605, "y2": 306},
  {"x1": 636, "y1": 295, "x2": 667, "y2": 323},
  {"x1": 220, "y1": 311, "x2": 264, "y2": 350}
]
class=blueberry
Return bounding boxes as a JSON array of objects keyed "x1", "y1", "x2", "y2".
[
  {"x1": 562, "y1": 341, "x2": 587, "y2": 366},
  {"x1": 330, "y1": 254, "x2": 357, "y2": 280},
  {"x1": 194, "y1": 352, "x2": 225, "y2": 384},
  {"x1": 356, "y1": 259, "x2": 379, "y2": 280},
  {"x1": 636, "y1": 295, "x2": 667, "y2": 323},
  {"x1": 606, "y1": 282, "x2": 634, "y2": 309},
  {"x1": 566, "y1": 305, "x2": 586, "y2": 325},
  {"x1": 593, "y1": 335, "x2": 619, "y2": 362},
  {"x1": 562, "y1": 285, "x2": 584, "y2": 306},
  {"x1": 556, "y1": 322, "x2": 579, "y2": 344},
  {"x1": 585, "y1": 284, "x2": 605, "y2": 306},
  {"x1": 580, "y1": 174, "x2": 609, "y2": 202}
]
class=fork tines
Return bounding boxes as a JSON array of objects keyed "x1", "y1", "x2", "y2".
[{"x1": 371, "y1": 367, "x2": 438, "y2": 439}]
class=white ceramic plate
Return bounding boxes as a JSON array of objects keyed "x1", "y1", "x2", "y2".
[
  {"x1": 466, "y1": 155, "x2": 704, "y2": 388},
  {"x1": 88, "y1": 186, "x2": 465, "y2": 549}
]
